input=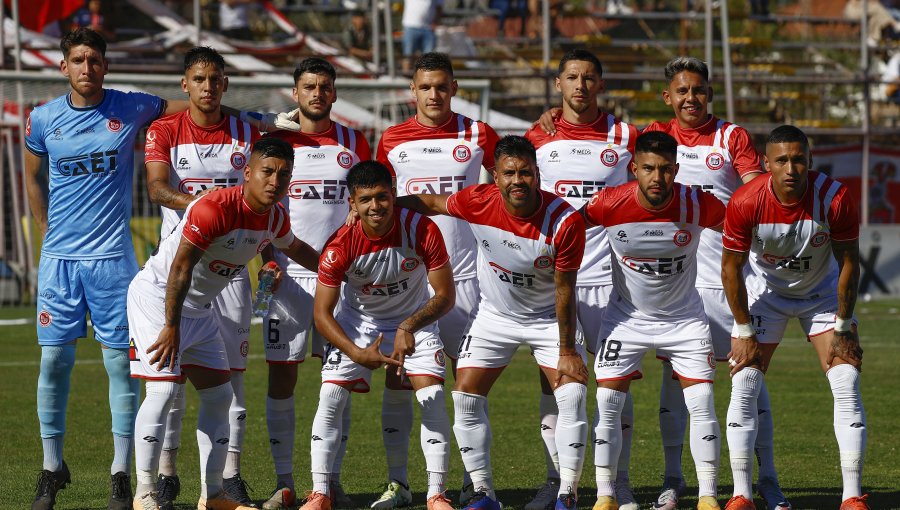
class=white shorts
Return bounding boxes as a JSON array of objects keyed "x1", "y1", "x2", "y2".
[
  {"x1": 127, "y1": 279, "x2": 229, "y2": 381},
  {"x1": 577, "y1": 284, "x2": 612, "y2": 354},
  {"x1": 456, "y1": 309, "x2": 587, "y2": 371},
  {"x1": 320, "y1": 319, "x2": 446, "y2": 393},
  {"x1": 214, "y1": 273, "x2": 252, "y2": 370},
  {"x1": 698, "y1": 287, "x2": 732, "y2": 361},
  {"x1": 264, "y1": 276, "x2": 326, "y2": 363},
  {"x1": 738, "y1": 287, "x2": 856, "y2": 344},
  {"x1": 596, "y1": 305, "x2": 715, "y2": 383},
  {"x1": 438, "y1": 277, "x2": 479, "y2": 359}
]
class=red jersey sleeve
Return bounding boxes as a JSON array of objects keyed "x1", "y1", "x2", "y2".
[
  {"x1": 144, "y1": 118, "x2": 173, "y2": 165},
  {"x1": 415, "y1": 217, "x2": 450, "y2": 270},
  {"x1": 317, "y1": 237, "x2": 351, "y2": 287},
  {"x1": 583, "y1": 189, "x2": 608, "y2": 227},
  {"x1": 355, "y1": 133, "x2": 372, "y2": 161},
  {"x1": 553, "y1": 214, "x2": 586, "y2": 272},
  {"x1": 728, "y1": 127, "x2": 763, "y2": 178},
  {"x1": 722, "y1": 192, "x2": 755, "y2": 252},
  {"x1": 698, "y1": 191, "x2": 726, "y2": 229},
  {"x1": 271, "y1": 204, "x2": 296, "y2": 249},
  {"x1": 641, "y1": 121, "x2": 667, "y2": 134},
  {"x1": 828, "y1": 186, "x2": 860, "y2": 242},
  {"x1": 626, "y1": 124, "x2": 639, "y2": 154},
  {"x1": 182, "y1": 199, "x2": 228, "y2": 250},
  {"x1": 375, "y1": 135, "x2": 395, "y2": 176},
  {"x1": 445, "y1": 185, "x2": 478, "y2": 221},
  {"x1": 480, "y1": 123, "x2": 501, "y2": 170}
]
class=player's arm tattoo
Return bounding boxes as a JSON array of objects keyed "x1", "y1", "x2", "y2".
[
  {"x1": 554, "y1": 269, "x2": 578, "y2": 352},
  {"x1": 164, "y1": 238, "x2": 204, "y2": 326},
  {"x1": 722, "y1": 248, "x2": 752, "y2": 325},
  {"x1": 24, "y1": 150, "x2": 49, "y2": 237},
  {"x1": 400, "y1": 265, "x2": 455, "y2": 332},
  {"x1": 147, "y1": 162, "x2": 194, "y2": 210},
  {"x1": 832, "y1": 239, "x2": 860, "y2": 320}
]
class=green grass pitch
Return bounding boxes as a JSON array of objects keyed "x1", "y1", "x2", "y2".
[{"x1": 1, "y1": 301, "x2": 898, "y2": 509}]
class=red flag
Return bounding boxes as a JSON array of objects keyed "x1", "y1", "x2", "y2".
[{"x1": 4, "y1": 0, "x2": 84, "y2": 31}]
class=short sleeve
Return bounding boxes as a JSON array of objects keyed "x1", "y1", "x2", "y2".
[
  {"x1": 375, "y1": 135, "x2": 395, "y2": 175},
  {"x1": 25, "y1": 109, "x2": 46, "y2": 155},
  {"x1": 445, "y1": 185, "x2": 476, "y2": 221},
  {"x1": 641, "y1": 121, "x2": 667, "y2": 134},
  {"x1": 480, "y1": 123, "x2": 501, "y2": 170},
  {"x1": 129, "y1": 92, "x2": 165, "y2": 128},
  {"x1": 728, "y1": 127, "x2": 763, "y2": 178},
  {"x1": 355, "y1": 133, "x2": 373, "y2": 161},
  {"x1": 318, "y1": 243, "x2": 350, "y2": 287},
  {"x1": 625, "y1": 124, "x2": 639, "y2": 154},
  {"x1": 553, "y1": 214, "x2": 586, "y2": 272},
  {"x1": 722, "y1": 194, "x2": 755, "y2": 252},
  {"x1": 698, "y1": 191, "x2": 726, "y2": 229},
  {"x1": 144, "y1": 119, "x2": 172, "y2": 165},
  {"x1": 416, "y1": 217, "x2": 450, "y2": 270},
  {"x1": 182, "y1": 199, "x2": 229, "y2": 250},
  {"x1": 583, "y1": 189, "x2": 608, "y2": 227},
  {"x1": 828, "y1": 186, "x2": 860, "y2": 242},
  {"x1": 271, "y1": 204, "x2": 295, "y2": 249}
]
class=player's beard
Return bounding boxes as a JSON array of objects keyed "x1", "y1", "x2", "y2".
[
  {"x1": 299, "y1": 102, "x2": 331, "y2": 122},
  {"x1": 641, "y1": 186, "x2": 671, "y2": 207},
  {"x1": 564, "y1": 95, "x2": 593, "y2": 115}
]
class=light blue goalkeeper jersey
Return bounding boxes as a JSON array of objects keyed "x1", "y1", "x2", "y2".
[{"x1": 25, "y1": 89, "x2": 164, "y2": 259}]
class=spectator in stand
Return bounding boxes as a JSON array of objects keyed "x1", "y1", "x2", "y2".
[
  {"x1": 220, "y1": 0, "x2": 258, "y2": 40},
  {"x1": 883, "y1": 50, "x2": 900, "y2": 103},
  {"x1": 402, "y1": 0, "x2": 443, "y2": 72},
  {"x1": 343, "y1": 10, "x2": 373, "y2": 63},
  {"x1": 70, "y1": 0, "x2": 115, "y2": 41}
]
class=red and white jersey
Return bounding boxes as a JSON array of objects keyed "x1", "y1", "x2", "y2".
[
  {"x1": 145, "y1": 111, "x2": 259, "y2": 239},
  {"x1": 644, "y1": 116, "x2": 762, "y2": 288},
  {"x1": 723, "y1": 172, "x2": 859, "y2": 299},
  {"x1": 526, "y1": 114, "x2": 637, "y2": 286},
  {"x1": 446, "y1": 185, "x2": 585, "y2": 322},
  {"x1": 265, "y1": 123, "x2": 371, "y2": 278},
  {"x1": 377, "y1": 113, "x2": 500, "y2": 281},
  {"x1": 585, "y1": 182, "x2": 725, "y2": 320},
  {"x1": 137, "y1": 186, "x2": 294, "y2": 317},
  {"x1": 318, "y1": 208, "x2": 449, "y2": 329}
]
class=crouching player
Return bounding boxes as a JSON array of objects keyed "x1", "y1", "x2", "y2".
[
  {"x1": 300, "y1": 161, "x2": 456, "y2": 510},
  {"x1": 582, "y1": 132, "x2": 725, "y2": 510},
  {"x1": 128, "y1": 138, "x2": 319, "y2": 510}
]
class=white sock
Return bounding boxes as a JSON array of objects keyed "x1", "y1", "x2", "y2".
[
  {"x1": 726, "y1": 367, "x2": 763, "y2": 499},
  {"x1": 618, "y1": 392, "x2": 634, "y2": 478},
  {"x1": 160, "y1": 384, "x2": 186, "y2": 477},
  {"x1": 659, "y1": 362, "x2": 687, "y2": 479},
  {"x1": 827, "y1": 364, "x2": 867, "y2": 500},
  {"x1": 225, "y1": 372, "x2": 246, "y2": 479},
  {"x1": 135, "y1": 381, "x2": 180, "y2": 496},
  {"x1": 554, "y1": 383, "x2": 587, "y2": 495},
  {"x1": 197, "y1": 382, "x2": 233, "y2": 499},
  {"x1": 42, "y1": 437, "x2": 64, "y2": 473},
  {"x1": 267, "y1": 396, "x2": 295, "y2": 483},
  {"x1": 418, "y1": 385, "x2": 451, "y2": 498},
  {"x1": 683, "y1": 383, "x2": 720, "y2": 498},
  {"x1": 594, "y1": 387, "x2": 625, "y2": 497},
  {"x1": 755, "y1": 379, "x2": 778, "y2": 481},
  {"x1": 539, "y1": 392, "x2": 561, "y2": 481},
  {"x1": 452, "y1": 391, "x2": 494, "y2": 499},
  {"x1": 382, "y1": 388, "x2": 413, "y2": 486},
  {"x1": 111, "y1": 434, "x2": 132, "y2": 475},
  {"x1": 311, "y1": 383, "x2": 350, "y2": 494},
  {"x1": 332, "y1": 398, "x2": 352, "y2": 483}
]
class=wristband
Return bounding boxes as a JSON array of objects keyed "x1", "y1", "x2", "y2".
[
  {"x1": 833, "y1": 317, "x2": 852, "y2": 333},
  {"x1": 735, "y1": 323, "x2": 755, "y2": 338}
]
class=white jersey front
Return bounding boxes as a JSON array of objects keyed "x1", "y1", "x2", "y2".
[
  {"x1": 266, "y1": 123, "x2": 371, "y2": 278},
  {"x1": 526, "y1": 114, "x2": 637, "y2": 286},
  {"x1": 644, "y1": 116, "x2": 762, "y2": 288},
  {"x1": 377, "y1": 113, "x2": 499, "y2": 281},
  {"x1": 318, "y1": 207, "x2": 449, "y2": 329},
  {"x1": 145, "y1": 111, "x2": 258, "y2": 240},
  {"x1": 584, "y1": 182, "x2": 725, "y2": 321},
  {"x1": 136, "y1": 186, "x2": 294, "y2": 316},
  {"x1": 446, "y1": 184, "x2": 585, "y2": 322}
]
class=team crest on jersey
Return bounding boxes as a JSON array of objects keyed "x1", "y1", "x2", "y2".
[
  {"x1": 706, "y1": 152, "x2": 725, "y2": 171},
  {"x1": 400, "y1": 257, "x2": 420, "y2": 272},
  {"x1": 240, "y1": 341, "x2": 249, "y2": 357},
  {"x1": 811, "y1": 231, "x2": 830, "y2": 247},
  {"x1": 336, "y1": 151, "x2": 354, "y2": 169},
  {"x1": 600, "y1": 149, "x2": 619, "y2": 167},
  {"x1": 38, "y1": 310, "x2": 52, "y2": 327},
  {"x1": 673, "y1": 230, "x2": 692, "y2": 246},
  {"x1": 230, "y1": 152, "x2": 247, "y2": 170},
  {"x1": 107, "y1": 118, "x2": 123, "y2": 133},
  {"x1": 453, "y1": 144, "x2": 472, "y2": 163},
  {"x1": 534, "y1": 255, "x2": 553, "y2": 269},
  {"x1": 707, "y1": 352, "x2": 716, "y2": 369},
  {"x1": 435, "y1": 350, "x2": 446, "y2": 367}
]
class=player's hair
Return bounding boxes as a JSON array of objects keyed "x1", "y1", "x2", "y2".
[
  {"x1": 558, "y1": 49, "x2": 603, "y2": 77},
  {"x1": 634, "y1": 131, "x2": 678, "y2": 159},
  {"x1": 767, "y1": 125, "x2": 810, "y2": 152},
  {"x1": 494, "y1": 135, "x2": 537, "y2": 164},
  {"x1": 183, "y1": 46, "x2": 226, "y2": 73},
  {"x1": 664, "y1": 56, "x2": 709, "y2": 83},
  {"x1": 414, "y1": 52, "x2": 454, "y2": 78},
  {"x1": 293, "y1": 57, "x2": 337, "y2": 84},
  {"x1": 347, "y1": 161, "x2": 392, "y2": 194},
  {"x1": 60, "y1": 27, "x2": 106, "y2": 58},
  {"x1": 251, "y1": 138, "x2": 295, "y2": 166}
]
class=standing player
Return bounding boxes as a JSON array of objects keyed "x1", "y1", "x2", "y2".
[
  {"x1": 375, "y1": 51, "x2": 499, "y2": 507},
  {"x1": 143, "y1": 46, "x2": 260, "y2": 509},
  {"x1": 260, "y1": 57, "x2": 371, "y2": 510},
  {"x1": 299, "y1": 161, "x2": 455, "y2": 510},
  {"x1": 721, "y1": 126, "x2": 868, "y2": 510},
  {"x1": 641, "y1": 57, "x2": 779, "y2": 510},
  {"x1": 397, "y1": 135, "x2": 590, "y2": 510},
  {"x1": 524, "y1": 48, "x2": 637, "y2": 510},
  {"x1": 582, "y1": 131, "x2": 724, "y2": 510},
  {"x1": 129, "y1": 138, "x2": 319, "y2": 510},
  {"x1": 23, "y1": 27, "x2": 187, "y2": 510}
]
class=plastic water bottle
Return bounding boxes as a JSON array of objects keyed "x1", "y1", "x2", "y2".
[{"x1": 253, "y1": 261, "x2": 278, "y2": 318}]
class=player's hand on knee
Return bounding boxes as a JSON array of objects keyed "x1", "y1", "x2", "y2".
[
  {"x1": 556, "y1": 352, "x2": 589, "y2": 385},
  {"x1": 828, "y1": 327, "x2": 863, "y2": 371},
  {"x1": 728, "y1": 335, "x2": 762, "y2": 376},
  {"x1": 148, "y1": 324, "x2": 180, "y2": 371}
]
